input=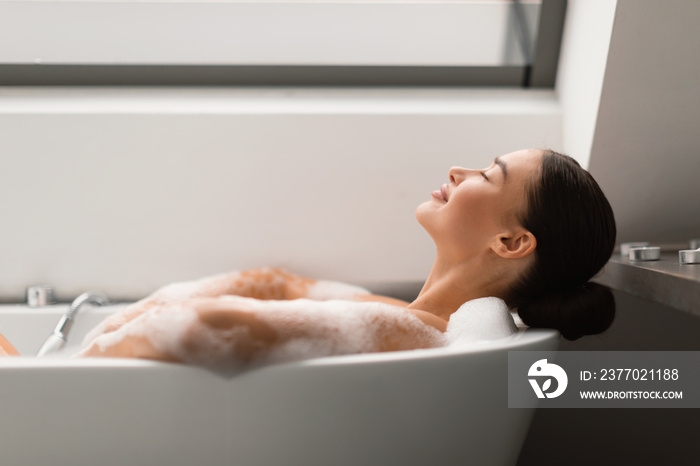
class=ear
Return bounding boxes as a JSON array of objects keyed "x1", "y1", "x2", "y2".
[{"x1": 490, "y1": 228, "x2": 537, "y2": 259}]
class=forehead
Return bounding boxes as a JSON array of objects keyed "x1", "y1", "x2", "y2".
[
  {"x1": 499, "y1": 149, "x2": 543, "y2": 180},
  {"x1": 500, "y1": 149, "x2": 543, "y2": 164}
]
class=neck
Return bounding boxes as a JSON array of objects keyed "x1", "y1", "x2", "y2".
[{"x1": 407, "y1": 251, "x2": 508, "y2": 321}]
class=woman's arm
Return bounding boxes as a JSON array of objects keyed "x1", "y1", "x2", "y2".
[
  {"x1": 82, "y1": 267, "x2": 325, "y2": 344},
  {"x1": 78, "y1": 296, "x2": 447, "y2": 372},
  {"x1": 82, "y1": 267, "x2": 375, "y2": 346},
  {"x1": 81, "y1": 267, "x2": 434, "y2": 351},
  {"x1": 79, "y1": 297, "x2": 281, "y2": 364}
]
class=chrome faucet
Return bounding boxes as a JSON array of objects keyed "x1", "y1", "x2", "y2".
[{"x1": 36, "y1": 292, "x2": 109, "y2": 357}]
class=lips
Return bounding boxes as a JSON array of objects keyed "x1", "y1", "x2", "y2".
[
  {"x1": 441, "y1": 184, "x2": 448, "y2": 202},
  {"x1": 432, "y1": 184, "x2": 448, "y2": 202}
]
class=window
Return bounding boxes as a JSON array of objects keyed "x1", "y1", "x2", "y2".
[{"x1": 0, "y1": 0, "x2": 566, "y2": 87}]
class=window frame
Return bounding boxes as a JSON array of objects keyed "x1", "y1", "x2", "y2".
[{"x1": 0, "y1": 0, "x2": 566, "y2": 88}]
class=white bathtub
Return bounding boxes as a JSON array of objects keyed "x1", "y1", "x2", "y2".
[{"x1": 0, "y1": 303, "x2": 560, "y2": 466}]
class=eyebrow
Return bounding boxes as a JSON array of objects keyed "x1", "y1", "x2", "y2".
[{"x1": 494, "y1": 157, "x2": 508, "y2": 182}]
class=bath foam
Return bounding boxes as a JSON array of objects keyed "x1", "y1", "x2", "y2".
[
  {"x1": 444, "y1": 297, "x2": 518, "y2": 345},
  {"x1": 79, "y1": 296, "x2": 448, "y2": 376},
  {"x1": 81, "y1": 268, "x2": 292, "y2": 348},
  {"x1": 304, "y1": 280, "x2": 371, "y2": 300},
  {"x1": 84, "y1": 300, "x2": 200, "y2": 358},
  {"x1": 192, "y1": 297, "x2": 447, "y2": 374},
  {"x1": 248, "y1": 298, "x2": 443, "y2": 366},
  {"x1": 80, "y1": 278, "x2": 210, "y2": 348},
  {"x1": 78, "y1": 295, "x2": 519, "y2": 377}
]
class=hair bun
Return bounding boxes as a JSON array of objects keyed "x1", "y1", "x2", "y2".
[{"x1": 516, "y1": 282, "x2": 615, "y2": 340}]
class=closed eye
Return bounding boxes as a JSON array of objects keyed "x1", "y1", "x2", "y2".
[{"x1": 480, "y1": 171, "x2": 489, "y2": 181}]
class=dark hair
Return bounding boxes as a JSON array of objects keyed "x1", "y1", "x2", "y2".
[{"x1": 506, "y1": 150, "x2": 617, "y2": 340}]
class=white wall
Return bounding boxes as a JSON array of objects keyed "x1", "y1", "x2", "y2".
[
  {"x1": 0, "y1": 87, "x2": 561, "y2": 300},
  {"x1": 556, "y1": 0, "x2": 617, "y2": 168},
  {"x1": 587, "y1": 0, "x2": 700, "y2": 244}
]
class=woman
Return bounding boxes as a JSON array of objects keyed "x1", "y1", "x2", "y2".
[
  {"x1": 411, "y1": 147, "x2": 616, "y2": 339},
  {"x1": 0, "y1": 148, "x2": 616, "y2": 366}
]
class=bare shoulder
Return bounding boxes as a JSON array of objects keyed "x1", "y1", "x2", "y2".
[{"x1": 352, "y1": 293, "x2": 412, "y2": 307}]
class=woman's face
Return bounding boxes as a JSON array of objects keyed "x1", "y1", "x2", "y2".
[{"x1": 416, "y1": 149, "x2": 543, "y2": 261}]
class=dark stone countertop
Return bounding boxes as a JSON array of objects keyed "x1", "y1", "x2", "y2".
[{"x1": 594, "y1": 251, "x2": 700, "y2": 316}]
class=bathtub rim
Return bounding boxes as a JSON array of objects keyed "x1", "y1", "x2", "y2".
[{"x1": 0, "y1": 327, "x2": 560, "y2": 375}]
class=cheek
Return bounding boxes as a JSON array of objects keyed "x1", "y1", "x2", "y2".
[
  {"x1": 444, "y1": 204, "x2": 477, "y2": 237},
  {"x1": 443, "y1": 193, "x2": 496, "y2": 237},
  {"x1": 491, "y1": 190, "x2": 526, "y2": 230},
  {"x1": 449, "y1": 189, "x2": 487, "y2": 220},
  {"x1": 416, "y1": 188, "x2": 496, "y2": 245}
]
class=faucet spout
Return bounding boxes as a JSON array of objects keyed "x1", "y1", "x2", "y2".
[
  {"x1": 36, "y1": 292, "x2": 109, "y2": 358},
  {"x1": 66, "y1": 292, "x2": 109, "y2": 320}
]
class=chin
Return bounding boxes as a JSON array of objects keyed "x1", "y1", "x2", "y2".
[{"x1": 415, "y1": 201, "x2": 436, "y2": 235}]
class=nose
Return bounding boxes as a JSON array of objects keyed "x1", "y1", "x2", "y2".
[{"x1": 449, "y1": 166, "x2": 468, "y2": 185}]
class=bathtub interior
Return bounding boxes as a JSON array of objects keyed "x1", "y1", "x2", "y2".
[{"x1": 0, "y1": 303, "x2": 129, "y2": 357}]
